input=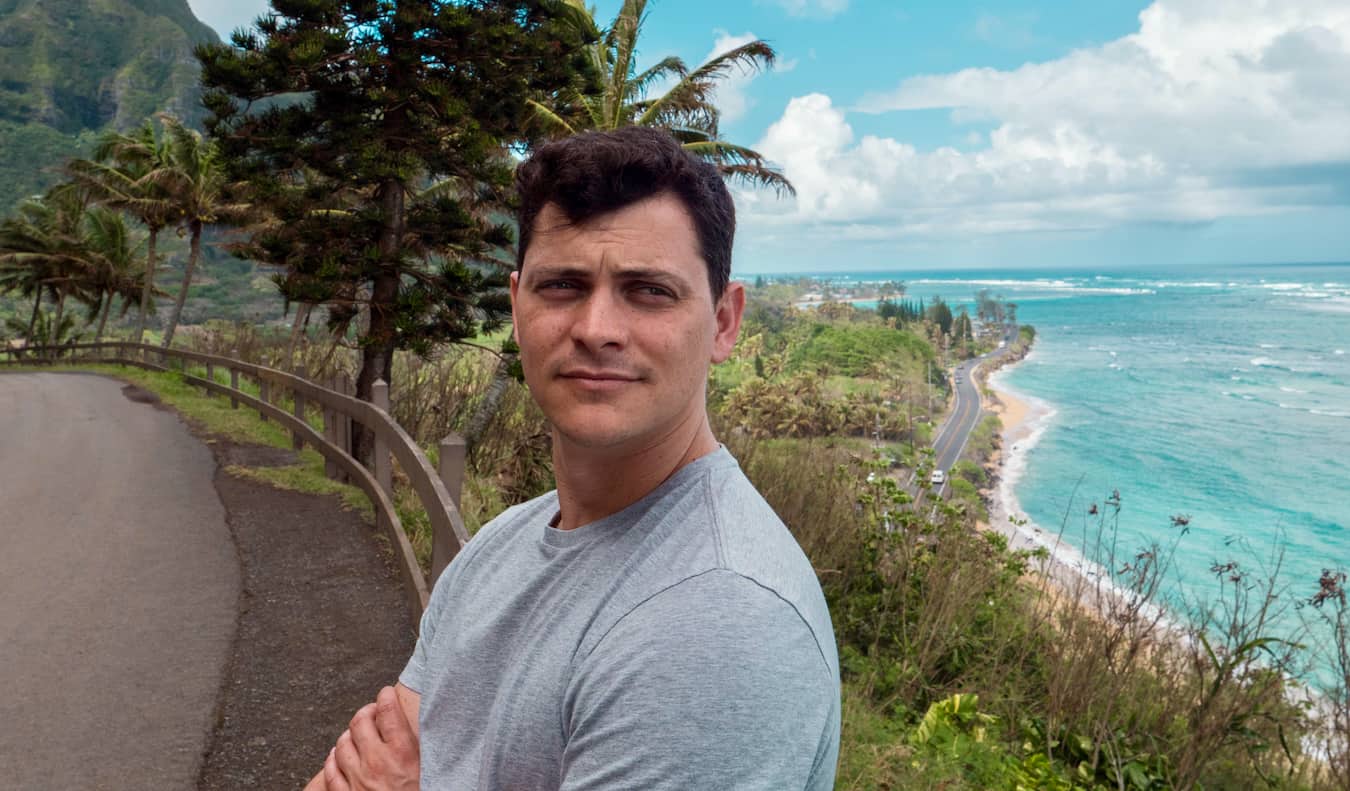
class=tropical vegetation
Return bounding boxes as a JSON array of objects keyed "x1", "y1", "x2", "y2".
[
  {"x1": 2, "y1": 2, "x2": 1348, "y2": 789},
  {"x1": 529, "y1": 0, "x2": 793, "y2": 195}
]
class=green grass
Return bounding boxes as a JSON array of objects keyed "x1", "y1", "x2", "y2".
[{"x1": 227, "y1": 449, "x2": 373, "y2": 522}]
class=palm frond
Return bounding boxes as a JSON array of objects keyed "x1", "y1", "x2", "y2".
[
  {"x1": 526, "y1": 98, "x2": 579, "y2": 138},
  {"x1": 628, "y1": 55, "x2": 687, "y2": 103},
  {"x1": 604, "y1": 0, "x2": 648, "y2": 128},
  {"x1": 637, "y1": 40, "x2": 775, "y2": 129}
]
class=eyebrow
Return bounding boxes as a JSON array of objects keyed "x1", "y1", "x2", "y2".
[{"x1": 525, "y1": 265, "x2": 692, "y2": 290}]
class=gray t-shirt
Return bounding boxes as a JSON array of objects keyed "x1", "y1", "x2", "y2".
[{"x1": 400, "y1": 446, "x2": 840, "y2": 790}]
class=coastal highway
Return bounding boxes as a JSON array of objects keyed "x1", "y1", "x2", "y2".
[{"x1": 927, "y1": 324, "x2": 1020, "y2": 498}]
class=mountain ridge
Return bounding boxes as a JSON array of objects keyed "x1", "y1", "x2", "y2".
[{"x1": 0, "y1": 0, "x2": 220, "y2": 209}]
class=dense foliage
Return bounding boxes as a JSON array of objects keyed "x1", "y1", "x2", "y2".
[{"x1": 195, "y1": 0, "x2": 595, "y2": 459}]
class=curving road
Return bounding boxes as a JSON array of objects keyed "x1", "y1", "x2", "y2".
[
  {"x1": 0, "y1": 372, "x2": 239, "y2": 790},
  {"x1": 927, "y1": 325, "x2": 1020, "y2": 497}
]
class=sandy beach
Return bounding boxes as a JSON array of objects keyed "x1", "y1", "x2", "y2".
[
  {"x1": 979, "y1": 356, "x2": 1127, "y2": 598},
  {"x1": 980, "y1": 357, "x2": 1051, "y2": 554}
]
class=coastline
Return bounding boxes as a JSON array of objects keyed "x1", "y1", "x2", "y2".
[
  {"x1": 980, "y1": 351, "x2": 1054, "y2": 556},
  {"x1": 981, "y1": 354, "x2": 1184, "y2": 634},
  {"x1": 980, "y1": 352, "x2": 1117, "y2": 596}
]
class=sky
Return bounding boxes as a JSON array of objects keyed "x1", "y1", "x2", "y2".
[{"x1": 187, "y1": 0, "x2": 1350, "y2": 273}]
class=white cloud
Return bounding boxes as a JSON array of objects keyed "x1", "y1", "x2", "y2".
[
  {"x1": 749, "y1": 0, "x2": 1350, "y2": 239},
  {"x1": 761, "y1": 0, "x2": 849, "y2": 20}
]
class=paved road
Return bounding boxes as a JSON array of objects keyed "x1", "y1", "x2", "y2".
[
  {"x1": 927, "y1": 325, "x2": 1020, "y2": 497},
  {"x1": 0, "y1": 372, "x2": 240, "y2": 790}
]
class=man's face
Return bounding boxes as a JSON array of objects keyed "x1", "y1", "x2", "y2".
[{"x1": 510, "y1": 193, "x2": 744, "y2": 453}]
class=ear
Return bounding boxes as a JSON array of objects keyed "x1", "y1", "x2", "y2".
[
  {"x1": 509, "y1": 270, "x2": 521, "y2": 346},
  {"x1": 710, "y1": 281, "x2": 746, "y2": 364}
]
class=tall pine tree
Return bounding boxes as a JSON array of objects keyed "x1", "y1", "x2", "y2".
[{"x1": 197, "y1": 0, "x2": 594, "y2": 462}]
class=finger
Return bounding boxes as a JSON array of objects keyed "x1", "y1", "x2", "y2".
[
  {"x1": 334, "y1": 729, "x2": 361, "y2": 779},
  {"x1": 374, "y1": 686, "x2": 412, "y2": 747},
  {"x1": 324, "y1": 748, "x2": 351, "y2": 791},
  {"x1": 349, "y1": 702, "x2": 382, "y2": 750}
]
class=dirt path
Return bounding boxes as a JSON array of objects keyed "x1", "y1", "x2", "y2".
[
  {"x1": 197, "y1": 438, "x2": 416, "y2": 789},
  {"x1": 0, "y1": 371, "x2": 416, "y2": 790}
]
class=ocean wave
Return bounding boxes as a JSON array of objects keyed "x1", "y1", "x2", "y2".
[
  {"x1": 1261, "y1": 282, "x2": 1306, "y2": 291},
  {"x1": 1299, "y1": 298, "x2": 1350, "y2": 315},
  {"x1": 908, "y1": 277, "x2": 1154, "y2": 296},
  {"x1": 1336, "y1": 350, "x2": 1346, "y2": 356},
  {"x1": 1311, "y1": 409, "x2": 1350, "y2": 419},
  {"x1": 1250, "y1": 356, "x2": 1285, "y2": 368},
  {"x1": 1143, "y1": 280, "x2": 1225, "y2": 288},
  {"x1": 1280, "y1": 386, "x2": 1309, "y2": 394}
]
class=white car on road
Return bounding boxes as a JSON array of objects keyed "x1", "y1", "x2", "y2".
[{"x1": 930, "y1": 469, "x2": 946, "y2": 486}]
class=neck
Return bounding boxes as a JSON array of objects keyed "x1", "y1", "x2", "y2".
[{"x1": 551, "y1": 415, "x2": 719, "y2": 532}]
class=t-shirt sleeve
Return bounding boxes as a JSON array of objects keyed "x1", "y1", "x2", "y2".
[
  {"x1": 560, "y1": 569, "x2": 840, "y2": 791},
  {"x1": 399, "y1": 504, "x2": 521, "y2": 694}
]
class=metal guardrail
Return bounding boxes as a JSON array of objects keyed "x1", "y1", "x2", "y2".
[{"x1": 2, "y1": 341, "x2": 468, "y2": 616}]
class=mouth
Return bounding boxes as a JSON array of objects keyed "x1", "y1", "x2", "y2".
[{"x1": 558, "y1": 370, "x2": 642, "y2": 390}]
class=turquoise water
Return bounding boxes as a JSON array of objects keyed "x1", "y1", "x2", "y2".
[{"x1": 784, "y1": 263, "x2": 1350, "y2": 683}]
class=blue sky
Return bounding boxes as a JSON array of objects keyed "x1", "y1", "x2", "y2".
[{"x1": 187, "y1": 0, "x2": 1350, "y2": 273}]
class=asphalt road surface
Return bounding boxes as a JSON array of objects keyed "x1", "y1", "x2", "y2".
[
  {"x1": 927, "y1": 325, "x2": 1020, "y2": 497},
  {"x1": 0, "y1": 372, "x2": 239, "y2": 790}
]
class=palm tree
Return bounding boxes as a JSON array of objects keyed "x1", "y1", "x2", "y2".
[
  {"x1": 456, "y1": 1, "x2": 796, "y2": 455},
  {"x1": 68, "y1": 119, "x2": 178, "y2": 344},
  {"x1": 529, "y1": 0, "x2": 794, "y2": 195},
  {"x1": 0, "y1": 200, "x2": 64, "y2": 340},
  {"x1": 0, "y1": 186, "x2": 92, "y2": 342},
  {"x1": 78, "y1": 207, "x2": 148, "y2": 341},
  {"x1": 151, "y1": 114, "x2": 250, "y2": 349}
]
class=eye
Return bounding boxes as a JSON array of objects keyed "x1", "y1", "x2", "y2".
[{"x1": 632, "y1": 284, "x2": 677, "y2": 301}]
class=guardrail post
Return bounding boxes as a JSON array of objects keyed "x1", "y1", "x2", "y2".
[
  {"x1": 229, "y1": 364, "x2": 239, "y2": 409},
  {"x1": 322, "y1": 375, "x2": 339, "y2": 480},
  {"x1": 258, "y1": 377, "x2": 270, "y2": 423},
  {"x1": 373, "y1": 378, "x2": 393, "y2": 502},
  {"x1": 433, "y1": 433, "x2": 466, "y2": 583},
  {"x1": 337, "y1": 375, "x2": 353, "y2": 483},
  {"x1": 205, "y1": 362, "x2": 214, "y2": 397},
  {"x1": 292, "y1": 364, "x2": 307, "y2": 450}
]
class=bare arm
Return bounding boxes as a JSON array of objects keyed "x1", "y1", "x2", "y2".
[{"x1": 304, "y1": 684, "x2": 421, "y2": 791}]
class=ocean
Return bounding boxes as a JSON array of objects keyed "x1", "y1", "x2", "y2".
[{"x1": 785, "y1": 263, "x2": 1350, "y2": 686}]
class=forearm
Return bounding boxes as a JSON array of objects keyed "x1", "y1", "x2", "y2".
[{"x1": 302, "y1": 769, "x2": 325, "y2": 791}]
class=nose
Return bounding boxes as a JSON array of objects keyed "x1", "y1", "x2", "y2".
[{"x1": 569, "y1": 287, "x2": 628, "y2": 353}]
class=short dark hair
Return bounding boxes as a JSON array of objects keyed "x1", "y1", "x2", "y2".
[{"x1": 515, "y1": 127, "x2": 735, "y2": 301}]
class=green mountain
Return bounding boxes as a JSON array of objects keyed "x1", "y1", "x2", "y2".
[{"x1": 0, "y1": 0, "x2": 220, "y2": 210}]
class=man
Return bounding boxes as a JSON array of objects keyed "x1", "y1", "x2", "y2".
[{"x1": 310, "y1": 127, "x2": 839, "y2": 790}]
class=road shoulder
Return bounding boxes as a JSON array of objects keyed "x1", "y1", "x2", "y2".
[{"x1": 197, "y1": 434, "x2": 417, "y2": 789}]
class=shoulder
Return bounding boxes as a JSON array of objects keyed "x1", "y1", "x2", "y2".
[
  {"x1": 692, "y1": 453, "x2": 840, "y2": 676},
  {"x1": 583, "y1": 568, "x2": 834, "y2": 680},
  {"x1": 562, "y1": 569, "x2": 840, "y2": 789}
]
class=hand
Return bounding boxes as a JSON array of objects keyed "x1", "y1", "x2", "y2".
[{"x1": 323, "y1": 686, "x2": 420, "y2": 791}]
